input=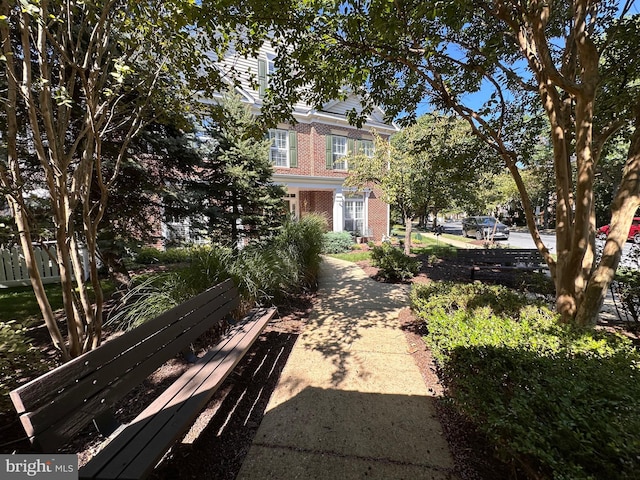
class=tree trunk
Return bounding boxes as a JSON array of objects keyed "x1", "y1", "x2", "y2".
[
  {"x1": 575, "y1": 103, "x2": 640, "y2": 325},
  {"x1": 14, "y1": 199, "x2": 69, "y2": 360},
  {"x1": 0, "y1": 9, "x2": 70, "y2": 359},
  {"x1": 102, "y1": 252, "x2": 132, "y2": 290},
  {"x1": 403, "y1": 214, "x2": 412, "y2": 255}
]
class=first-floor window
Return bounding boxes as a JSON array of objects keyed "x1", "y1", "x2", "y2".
[
  {"x1": 344, "y1": 197, "x2": 364, "y2": 235},
  {"x1": 269, "y1": 129, "x2": 289, "y2": 167}
]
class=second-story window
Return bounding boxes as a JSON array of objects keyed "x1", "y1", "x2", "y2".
[
  {"x1": 332, "y1": 136, "x2": 348, "y2": 170},
  {"x1": 326, "y1": 134, "x2": 355, "y2": 170},
  {"x1": 360, "y1": 139, "x2": 374, "y2": 157},
  {"x1": 269, "y1": 129, "x2": 289, "y2": 167},
  {"x1": 267, "y1": 58, "x2": 276, "y2": 77},
  {"x1": 268, "y1": 129, "x2": 298, "y2": 168},
  {"x1": 258, "y1": 55, "x2": 277, "y2": 99}
]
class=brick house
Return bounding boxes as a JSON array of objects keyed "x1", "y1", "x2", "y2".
[{"x1": 212, "y1": 43, "x2": 400, "y2": 242}]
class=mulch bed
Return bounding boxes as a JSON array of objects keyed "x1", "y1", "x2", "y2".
[{"x1": 2, "y1": 253, "x2": 634, "y2": 479}]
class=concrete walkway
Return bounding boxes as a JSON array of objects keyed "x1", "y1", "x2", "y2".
[{"x1": 237, "y1": 256, "x2": 457, "y2": 480}]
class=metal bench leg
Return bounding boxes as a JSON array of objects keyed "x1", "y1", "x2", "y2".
[
  {"x1": 182, "y1": 345, "x2": 198, "y2": 363},
  {"x1": 93, "y1": 411, "x2": 121, "y2": 437}
]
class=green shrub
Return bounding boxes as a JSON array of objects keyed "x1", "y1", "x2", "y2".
[
  {"x1": 0, "y1": 321, "x2": 43, "y2": 411},
  {"x1": 411, "y1": 282, "x2": 640, "y2": 479},
  {"x1": 410, "y1": 282, "x2": 533, "y2": 324},
  {"x1": 370, "y1": 243, "x2": 419, "y2": 281},
  {"x1": 322, "y1": 231, "x2": 354, "y2": 254},
  {"x1": 134, "y1": 247, "x2": 192, "y2": 265}
]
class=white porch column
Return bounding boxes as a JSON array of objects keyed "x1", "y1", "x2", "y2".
[
  {"x1": 333, "y1": 190, "x2": 344, "y2": 232},
  {"x1": 363, "y1": 188, "x2": 371, "y2": 237}
]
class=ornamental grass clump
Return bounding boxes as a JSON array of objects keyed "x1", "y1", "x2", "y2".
[
  {"x1": 273, "y1": 213, "x2": 326, "y2": 289},
  {"x1": 411, "y1": 282, "x2": 640, "y2": 480},
  {"x1": 108, "y1": 216, "x2": 325, "y2": 331}
]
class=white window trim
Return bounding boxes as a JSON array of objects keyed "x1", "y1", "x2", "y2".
[{"x1": 266, "y1": 53, "x2": 277, "y2": 82}]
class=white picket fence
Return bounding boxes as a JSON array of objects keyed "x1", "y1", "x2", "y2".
[{"x1": 0, "y1": 244, "x2": 88, "y2": 288}]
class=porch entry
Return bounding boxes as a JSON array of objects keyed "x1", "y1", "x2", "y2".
[{"x1": 284, "y1": 192, "x2": 298, "y2": 219}]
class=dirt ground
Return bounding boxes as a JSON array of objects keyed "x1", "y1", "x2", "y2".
[{"x1": 2, "y1": 252, "x2": 636, "y2": 479}]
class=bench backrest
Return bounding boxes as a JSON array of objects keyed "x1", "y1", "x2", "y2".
[
  {"x1": 457, "y1": 248, "x2": 545, "y2": 265},
  {"x1": 10, "y1": 279, "x2": 239, "y2": 452}
]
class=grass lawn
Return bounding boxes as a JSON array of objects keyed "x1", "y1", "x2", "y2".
[
  {"x1": 411, "y1": 241, "x2": 458, "y2": 257},
  {"x1": 328, "y1": 236, "x2": 459, "y2": 264},
  {"x1": 441, "y1": 232, "x2": 474, "y2": 243},
  {"x1": 0, "y1": 280, "x2": 116, "y2": 326},
  {"x1": 327, "y1": 250, "x2": 372, "y2": 262}
]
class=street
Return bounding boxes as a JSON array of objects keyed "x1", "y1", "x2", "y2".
[{"x1": 441, "y1": 221, "x2": 640, "y2": 268}]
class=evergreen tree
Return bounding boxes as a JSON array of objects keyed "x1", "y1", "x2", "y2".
[
  {"x1": 97, "y1": 119, "x2": 202, "y2": 287},
  {"x1": 189, "y1": 92, "x2": 286, "y2": 245}
]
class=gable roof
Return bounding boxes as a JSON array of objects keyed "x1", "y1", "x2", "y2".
[{"x1": 211, "y1": 42, "x2": 399, "y2": 133}]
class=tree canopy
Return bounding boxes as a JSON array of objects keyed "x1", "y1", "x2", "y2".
[
  {"x1": 255, "y1": 0, "x2": 640, "y2": 325},
  {"x1": 394, "y1": 114, "x2": 497, "y2": 224},
  {"x1": 346, "y1": 114, "x2": 492, "y2": 253}
]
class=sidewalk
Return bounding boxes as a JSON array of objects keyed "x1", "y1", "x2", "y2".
[{"x1": 236, "y1": 256, "x2": 457, "y2": 480}]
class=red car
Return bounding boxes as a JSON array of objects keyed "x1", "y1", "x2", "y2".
[{"x1": 597, "y1": 217, "x2": 640, "y2": 243}]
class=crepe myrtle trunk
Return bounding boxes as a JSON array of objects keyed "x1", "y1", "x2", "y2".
[
  {"x1": 403, "y1": 214, "x2": 412, "y2": 255},
  {"x1": 575, "y1": 107, "x2": 640, "y2": 326}
]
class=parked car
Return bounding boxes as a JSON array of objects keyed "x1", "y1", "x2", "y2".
[
  {"x1": 462, "y1": 216, "x2": 510, "y2": 240},
  {"x1": 597, "y1": 217, "x2": 640, "y2": 243}
]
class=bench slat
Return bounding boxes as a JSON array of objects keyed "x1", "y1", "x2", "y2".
[
  {"x1": 79, "y1": 307, "x2": 276, "y2": 480},
  {"x1": 12, "y1": 280, "x2": 239, "y2": 451},
  {"x1": 112, "y1": 308, "x2": 275, "y2": 480},
  {"x1": 457, "y1": 248, "x2": 545, "y2": 266}
]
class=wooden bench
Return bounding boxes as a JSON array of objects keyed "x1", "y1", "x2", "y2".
[
  {"x1": 9, "y1": 278, "x2": 276, "y2": 480},
  {"x1": 457, "y1": 248, "x2": 548, "y2": 280}
]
